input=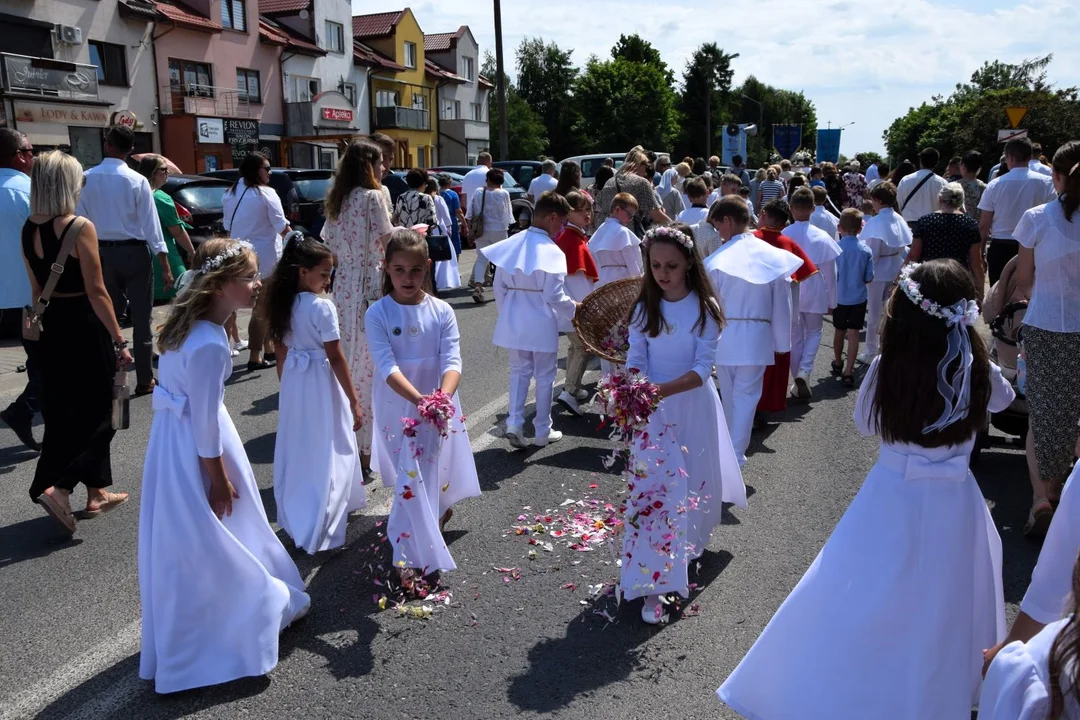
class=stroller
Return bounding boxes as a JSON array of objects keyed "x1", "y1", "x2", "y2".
[{"x1": 970, "y1": 257, "x2": 1029, "y2": 466}]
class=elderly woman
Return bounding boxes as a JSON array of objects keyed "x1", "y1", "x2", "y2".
[
  {"x1": 465, "y1": 167, "x2": 513, "y2": 303},
  {"x1": 656, "y1": 159, "x2": 686, "y2": 220},
  {"x1": 908, "y1": 182, "x2": 984, "y2": 288},
  {"x1": 21, "y1": 151, "x2": 133, "y2": 533},
  {"x1": 136, "y1": 155, "x2": 195, "y2": 301},
  {"x1": 595, "y1": 148, "x2": 671, "y2": 234},
  {"x1": 392, "y1": 167, "x2": 437, "y2": 227},
  {"x1": 1011, "y1": 140, "x2": 1080, "y2": 536}
]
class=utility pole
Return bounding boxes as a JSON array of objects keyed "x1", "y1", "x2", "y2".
[
  {"x1": 705, "y1": 89, "x2": 711, "y2": 159},
  {"x1": 494, "y1": 0, "x2": 509, "y2": 160}
]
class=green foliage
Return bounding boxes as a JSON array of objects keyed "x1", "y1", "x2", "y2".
[
  {"x1": 676, "y1": 43, "x2": 739, "y2": 160},
  {"x1": 855, "y1": 151, "x2": 884, "y2": 169},
  {"x1": 733, "y1": 76, "x2": 817, "y2": 167},
  {"x1": 573, "y1": 57, "x2": 677, "y2": 152},
  {"x1": 611, "y1": 34, "x2": 673, "y2": 85},
  {"x1": 482, "y1": 51, "x2": 548, "y2": 160},
  {"x1": 514, "y1": 38, "x2": 580, "y2": 160}
]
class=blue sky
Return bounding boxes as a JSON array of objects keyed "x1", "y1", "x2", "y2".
[{"x1": 354, "y1": 0, "x2": 1080, "y2": 157}]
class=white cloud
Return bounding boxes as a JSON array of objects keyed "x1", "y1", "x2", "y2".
[{"x1": 356, "y1": 0, "x2": 1080, "y2": 156}]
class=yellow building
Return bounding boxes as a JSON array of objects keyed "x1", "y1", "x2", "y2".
[{"x1": 352, "y1": 9, "x2": 437, "y2": 169}]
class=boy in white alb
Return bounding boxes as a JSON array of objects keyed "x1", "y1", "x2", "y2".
[
  {"x1": 482, "y1": 192, "x2": 578, "y2": 448},
  {"x1": 705, "y1": 197, "x2": 802, "y2": 467},
  {"x1": 588, "y1": 192, "x2": 643, "y2": 286},
  {"x1": 859, "y1": 181, "x2": 912, "y2": 361},
  {"x1": 810, "y1": 186, "x2": 839, "y2": 240},
  {"x1": 785, "y1": 188, "x2": 842, "y2": 399},
  {"x1": 676, "y1": 177, "x2": 711, "y2": 226}
]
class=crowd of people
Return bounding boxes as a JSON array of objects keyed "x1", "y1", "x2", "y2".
[{"x1": 2, "y1": 124, "x2": 1079, "y2": 716}]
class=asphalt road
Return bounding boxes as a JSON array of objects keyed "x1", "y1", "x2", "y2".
[{"x1": 0, "y1": 250, "x2": 1039, "y2": 719}]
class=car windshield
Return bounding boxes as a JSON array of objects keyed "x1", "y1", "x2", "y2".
[
  {"x1": 293, "y1": 177, "x2": 331, "y2": 202},
  {"x1": 501, "y1": 173, "x2": 522, "y2": 189},
  {"x1": 174, "y1": 184, "x2": 227, "y2": 212}
]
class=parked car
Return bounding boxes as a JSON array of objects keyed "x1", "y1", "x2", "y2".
[
  {"x1": 558, "y1": 153, "x2": 626, "y2": 189},
  {"x1": 200, "y1": 167, "x2": 303, "y2": 231},
  {"x1": 388, "y1": 169, "x2": 466, "y2": 211},
  {"x1": 493, "y1": 160, "x2": 542, "y2": 189},
  {"x1": 159, "y1": 174, "x2": 231, "y2": 248},
  {"x1": 280, "y1": 168, "x2": 332, "y2": 237}
]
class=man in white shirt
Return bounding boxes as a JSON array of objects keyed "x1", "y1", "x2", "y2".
[
  {"x1": 896, "y1": 147, "x2": 948, "y2": 225},
  {"x1": 865, "y1": 161, "x2": 880, "y2": 186},
  {"x1": 461, "y1": 151, "x2": 493, "y2": 208},
  {"x1": 1028, "y1": 142, "x2": 1053, "y2": 176},
  {"x1": 76, "y1": 125, "x2": 170, "y2": 393},
  {"x1": 978, "y1": 137, "x2": 1056, "y2": 285},
  {"x1": 527, "y1": 159, "x2": 558, "y2": 203}
]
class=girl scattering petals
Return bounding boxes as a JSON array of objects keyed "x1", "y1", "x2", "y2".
[{"x1": 594, "y1": 369, "x2": 660, "y2": 453}]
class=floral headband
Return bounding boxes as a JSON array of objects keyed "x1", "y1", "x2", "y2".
[
  {"x1": 643, "y1": 225, "x2": 693, "y2": 250},
  {"x1": 199, "y1": 240, "x2": 254, "y2": 274},
  {"x1": 897, "y1": 263, "x2": 980, "y2": 433}
]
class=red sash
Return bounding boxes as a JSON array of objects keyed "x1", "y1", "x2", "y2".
[{"x1": 554, "y1": 225, "x2": 599, "y2": 281}]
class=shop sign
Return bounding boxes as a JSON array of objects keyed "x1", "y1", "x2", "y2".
[
  {"x1": 3, "y1": 54, "x2": 99, "y2": 101},
  {"x1": 111, "y1": 110, "x2": 138, "y2": 129},
  {"x1": 13, "y1": 100, "x2": 110, "y2": 126},
  {"x1": 197, "y1": 117, "x2": 224, "y2": 143},
  {"x1": 321, "y1": 107, "x2": 354, "y2": 122},
  {"x1": 224, "y1": 118, "x2": 260, "y2": 164}
]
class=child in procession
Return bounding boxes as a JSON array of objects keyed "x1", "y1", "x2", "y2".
[
  {"x1": 718, "y1": 259, "x2": 1015, "y2": 719},
  {"x1": 623, "y1": 222, "x2": 746, "y2": 625},
  {"x1": 676, "y1": 177, "x2": 711, "y2": 226},
  {"x1": 554, "y1": 190, "x2": 599, "y2": 416},
  {"x1": 366, "y1": 229, "x2": 480, "y2": 580},
  {"x1": 589, "y1": 192, "x2": 644, "y2": 287},
  {"x1": 427, "y1": 177, "x2": 461, "y2": 291},
  {"x1": 139, "y1": 239, "x2": 310, "y2": 694},
  {"x1": 832, "y1": 209, "x2": 874, "y2": 386},
  {"x1": 810, "y1": 186, "x2": 839, "y2": 240},
  {"x1": 264, "y1": 232, "x2": 366, "y2": 554},
  {"x1": 484, "y1": 191, "x2": 578, "y2": 448},
  {"x1": 704, "y1": 197, "x2": 802, "y2": 467},
  {"x1": 858, "y1": 181, "x2": 912, "y2": 362}
]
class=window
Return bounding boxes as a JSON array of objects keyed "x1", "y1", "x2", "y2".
[
  {"x1": 441, "y1": 100, "x2": 460, "y2": 120},
  {"x1": 293, "y1": 75, "x2": 319, "y2": 102},
  {"x1": 462, "y1": 56, "x2": 475, "y2": 82},
  {"x1": 169, "y1": 58, "x2": 213, "y2": 97},
  {"x1": 412, "y1": 93, "x2": 426, "y2": 111},
  {"x1": 341, "y1": 82, "x2": 357, "y2": 106},
  {"x1": 236, "y1": 68, "x2": 260, "y2": 103},
  {"x1": 376, "y1": 89, "x2": 399, "y2": 107},
  {"x1": 88, "y1": 40, "x2": 128, "y2": 87},
  {"x1": 470, "y1": 102, "x2": 483, "y2": 122},
  {"x1": 403, "y1": 41, "x2": 416, "y2": 69},
  {"x1": 324, "y1": 20, "x2": 344, "y2": 53},
  {"x1": 221, "y1": 0, "x2": 246, "y2": 31},
  {"x1": 418, "y1": 147, "x2": 426, "y2": 169}
]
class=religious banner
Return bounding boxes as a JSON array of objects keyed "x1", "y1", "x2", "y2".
[
  {"x1": 722, "y1": 123, "x2": 747, "y2": 166},
  {"x1": 773, "y1": 125, "x2": 802, "y2": 160},
  {"x1": 816, "y1": 129, "x2": 842, "y2": 164}
]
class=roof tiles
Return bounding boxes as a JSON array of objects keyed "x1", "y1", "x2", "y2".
[
  {"x1": 352, "y1": 10, "x2": 403, "y2": 38},
  {"x1": 154, "y1": 0, "x2": 222, "y2": 31},
  {"x1": 258, "y1": 0, "x2": 308, "y2": 13}
]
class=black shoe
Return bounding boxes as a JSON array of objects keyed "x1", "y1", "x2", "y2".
[
  {"x1": 264, "y1": 352, "x2": 276, "y2": 362},
  {"x1": 247, "y1": 359, "x2": 275, "y2": 371},
  {"x1": 0, "y1": 406, "x2": 41, "y2": 452}
]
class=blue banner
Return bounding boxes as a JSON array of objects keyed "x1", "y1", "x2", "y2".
[
  {"x1": 773, "y1": 124, "x2": 802, "y2": 160},
  {"x1": 816, "y1": 129, "x2": 842, "y2": 164}
]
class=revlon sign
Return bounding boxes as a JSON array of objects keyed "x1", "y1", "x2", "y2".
[
  {"x1": 13, "y1": 101, "x2": 111, "y2": 126},
  {"x1": 321, "y1": 107, "x2": 354, "y2": 122}
]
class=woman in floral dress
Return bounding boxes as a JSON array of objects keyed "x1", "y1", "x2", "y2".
[{"x1": 321, "y1": 140, "x2": 394, "y2": 474}]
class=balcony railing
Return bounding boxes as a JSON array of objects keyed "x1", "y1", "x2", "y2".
[
  {"x1": 374, "y1": 105, "x2": 430, "y2": 131},
  {"x1": 160, "y1": 84, "x2": 252, "y2": 117}
]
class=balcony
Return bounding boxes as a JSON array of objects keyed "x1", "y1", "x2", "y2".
[
  {"x1": 160, "y1": 84, "x2": 252, "y2": 118},
  {"x1": 374, "y1": 105, "x2": 430, "y2": 131}
]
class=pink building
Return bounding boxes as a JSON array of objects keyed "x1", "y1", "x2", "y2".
[{"x1": 153, "y1": 0, "x2": 302, "y2": 173}]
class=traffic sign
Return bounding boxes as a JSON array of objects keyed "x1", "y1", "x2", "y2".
[
  {"x1": 1005, "y1": 107, "x2": 1028, "y2": 128},
  {"x1": 998, "y1": 128, "x2": 1029, "y2": 142}
]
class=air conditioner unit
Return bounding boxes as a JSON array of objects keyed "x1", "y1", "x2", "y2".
[{"x1": 56, "y1": 24, "x2": 83, "y2": 45}]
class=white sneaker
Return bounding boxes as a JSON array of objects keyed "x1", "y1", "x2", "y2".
[
  {"x1": 556, "y1": 391, "x2": 582, "y2": 416},
  {"x1": 793, "y1": 374, "x2": 811, "y2": 400},
  {"x1": 233, "y1": 340, "x2": 249, "y2": 351},
  {"x1": 856, "y1": 350, "x2": 871, "y2": 364},
  {"x1": 573, "y1": 388, "x2": 590, "y2": 402},
  {"x1": 534, "y1": 429, "x2": 563, "y2": 447},
  {"x1": 641, "y1": 595, "x2": 667, "y2": 625},
  {"x1": 230, "y1": 348, "x2": 240, "y2": 358},
  {"x1": 505, "y1": 425, "x2": 527, "y2": 449}
]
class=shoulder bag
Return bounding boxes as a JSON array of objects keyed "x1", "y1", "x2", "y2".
[
  {"x1": 469, "y1": 189, "x2": 487, "y2": 241},
  {"x1": 899, "y1": 171, "x2": 936, "y2": 215},
  {"x1": 22, "y1": 216, "x2": 85, "y2": 341},
  {"x1": 212, "y1": 183, "x2": 250, "y2": 236},
  {"x1": 615, "y1": 175, "x2": 647, "y2": 238}
]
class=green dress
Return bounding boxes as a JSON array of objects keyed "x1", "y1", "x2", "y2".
[{"x1": 152, "y1": 189, "x2": 191, "y2": 301}]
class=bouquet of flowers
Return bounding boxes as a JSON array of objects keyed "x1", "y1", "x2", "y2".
[
  {"x1": 598, "y1": 319, "x2": 630, "y2": 362},
  {"x1": 417, "y1": 389, "x2": 456, "y2": 437},
  {"x1": 594, "y1": 369, "x2": 661, "y2": 448}
]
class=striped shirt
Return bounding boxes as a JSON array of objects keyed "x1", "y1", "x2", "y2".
[{"x1": 758, "y1": 179, "x2": 785, "y2": 207}]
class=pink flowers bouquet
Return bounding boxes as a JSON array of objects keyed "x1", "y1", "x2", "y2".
[
  {"x1": 417, "y1": 389, "x2": 456, "y2": 437},
  {"x1": 598, "y1": 319, "x2": 630, "y2": 361},
  {"x1": 594, "y1": 369, "x2": 661, "y2": 448}
]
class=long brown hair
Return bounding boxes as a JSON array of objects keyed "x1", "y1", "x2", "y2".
[
  {"x1": 871, "y1": 260, "x2": 990, "y2": 447},
  {"x1": 262, "y1": 234, "x2": 335, "y2": 345},
  {"x1": 325, "y1": 140, "x2": 382, "y2": 221},
  {"x1": 381, "y1": 228, "x2": 433, "y2": 297},
  {"x1": 629, "y1": 221, "x2": 724, "y2": 338},
  {"x1": 1049, "y1": 552, "x2": 1080, "y2": 718},
  {"x1": 1052, "y1": 140, "x2": 1080, "y2": 222}
]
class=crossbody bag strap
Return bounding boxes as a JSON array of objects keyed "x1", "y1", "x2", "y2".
[
  {"x1": 480, "y1": 188, "x2": 486, "y2": 213},
  {"x1": 228, "y1": 184, "x2": 251, "y2": 230},
  {"x1": 34, "y1": 216, "x2": 85, "y2": 313},
  {"x1": 899, "y1": 171, "x2": 935, "y2": 214}
]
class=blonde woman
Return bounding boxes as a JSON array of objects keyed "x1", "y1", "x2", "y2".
[
  {"x1": 141, "y1": 239, "x2": 308, "y2": 693},
  {"x1": 20, "y1": 150, "x2": 132, "y2": 534},
  {"x1": 594, "y1": 147, "x2": 672, "y2": 230}
]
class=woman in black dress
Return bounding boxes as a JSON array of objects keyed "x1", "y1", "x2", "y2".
[
  {"x1": 21, "y1": 150, "x2": 132, "y2": 534},
  {"x1": 908, "y1": 181, "x2": 985, "y2": 290}
]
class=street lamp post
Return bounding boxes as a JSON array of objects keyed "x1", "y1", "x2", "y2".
[
  {"x1": 741, "y1": 94, "x2": 763, "y2": 162},
  {"x1": 493, "y1": 0, "x2": 508, "y2": 160}
]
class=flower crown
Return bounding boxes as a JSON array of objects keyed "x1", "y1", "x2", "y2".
[
  {"x1": 643, "y1": 225, "x2": 693, "y2": 250},
  {"x1": 199, "y1": 240, "x2": 254, "y2": 274},
  {"x1": 897, "y1": 263, "x2": 978, "y2": 327}
]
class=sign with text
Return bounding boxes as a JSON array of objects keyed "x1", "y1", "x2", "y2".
[
  {"x1": 722, "y1": 124, "x2": 747, "y2": 166},
  {"x1": 14, "y1": 100, "x2": 110, "y2": 126},
  {"x1": 816, "y1": 128, "x2": 842, "y2": 164},
  {"x1": 111, "y1": 110, "x2": 138, "y2": 129},
  {"x1": 3, "y1": 54, "x2": 99, "y2": 101},
  {"x1": 321, "y1": 106, "x2": 354, "y2": 122},
  {"x1": 224, "y1": 118, "x2": 260, "y2": 164},
  {"x1": 773, "y1": 124, "x2": 802, "y2": 160},
  {"x1": 998, "y1": 128, "x2": 1028, "y2": 142},
  {"x1": 197, "y1": 117, "x2": 224, "y2": 143}
]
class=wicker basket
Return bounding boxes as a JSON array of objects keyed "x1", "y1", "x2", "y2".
[{"x1": 573, "y1": 277, "x2": 642, "y2": 363}]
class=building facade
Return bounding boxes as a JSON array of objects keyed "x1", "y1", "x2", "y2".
[
  {"x1": 352, "y1": 9, "x2": 436, "y2": 169},
  {"x1": 425, "y1": 26, "x2": 490, "y2": 166},
  {"x1": 152, "y1": 0, "x2": 283, "y2": 174},
  {"x1": 0, "y1": 0, "x2": 161, "y2": 166}
]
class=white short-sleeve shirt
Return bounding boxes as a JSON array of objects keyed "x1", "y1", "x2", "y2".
[
  {"x1": 978, "y1": 168, "x2": 1056, "y2": 240},
  {"x1": 1014, "y1": 199, "x2": 1080, "y2": 332},
  {"x1": 527, "y1": 173, "x2": 557, "y2": 199}
]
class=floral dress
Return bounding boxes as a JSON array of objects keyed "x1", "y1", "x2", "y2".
[
  {"x1": 393, "y1": 189, "x2": 437, "y2": 228},
  {"x1": 320, "y1": 187, "x2": 394, "y2": 453},
  {"x1": 843, "y1": 172, "x2": 867, "y2": 209}
]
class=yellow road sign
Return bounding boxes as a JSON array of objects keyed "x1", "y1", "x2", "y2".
[{"x1": 1006, "y1": 107, "x2": 1028, "y2": 129}]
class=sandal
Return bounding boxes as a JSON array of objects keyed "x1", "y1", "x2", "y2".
[
  {"x1": 1024, "y1": 500, "x2": 1055, "y2": 538},
  {"x1": 471, "y1": 285, "x2": 486, "y2": 304},
  {"x1": 440, "y1": 508, "x2": 453, "y2": 533},
  {"x1": 247, "y1": 359, "x2": 275, "y2": 372},
  {"x1": 78, "y1": 491, "x2": 130, "y2": 519},
  {"x1": 37, "y1": 493, "x2": 76, "y2": 534},
  {"x1": 830, "y1": 361, "x2": 843, "y2": 377},
  {"x1": 841, "y1": 374, "x2": 854, "y2": 388},
  {"x1": 134, "y1": 379, "x2": 157, "y2": 397}
]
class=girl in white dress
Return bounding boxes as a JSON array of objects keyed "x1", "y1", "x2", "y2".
[
  {"x1": 365, "y1": 229, "x2": 481, "y2": 582},
  {"x1": 139, "y1": 239, "x2": 310, "y2": 694},
  {"x1": 623, "y1": 223, "x2": 746, "y2": 625},
  {"x1": 427, "y1": 178, "x2": 461, "y2": 291},
  {"x1": 718, "y1": 259, "x2": 1015, "y2": 719},
  {"x1": 264, "y1": 233, "x2": 365, "y2": 553}
]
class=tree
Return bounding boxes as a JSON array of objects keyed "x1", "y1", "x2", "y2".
[
  {"x1": 855, "y1": 151, "x2": 884, "y2": 169},
  {"x1": 482, "y1": 52, "x2": 548, "y2": 160},
  {"x1": 515, "y1": 38, "x2": 580, "y2": 159},
  {"x1": 732, "y1": 76, "x2": 818, "y2": 167},
  {"x1": 676, "y1": 43, "x2": 739, "y2": 160},
  {"x1": 573, "y1": 57, "x2": 677, "y2": 152},
  {"x1": 611, "y1": 33, "x2": 673, "y2": 85}
]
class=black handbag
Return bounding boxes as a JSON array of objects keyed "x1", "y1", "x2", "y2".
[{"x1": 426, "y1": 224, "x2": 453, "y2": 262}]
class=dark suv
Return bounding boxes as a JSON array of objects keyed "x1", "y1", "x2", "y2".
[
  {"x1": 493, "y1": 160, "x2": 542, "y2": 189},
  {"x1": 159, "y1": 174, "x2": 231, "y2": 246},
  {"x1": 201, "y1": 168, "x2": 303, "y2": 231}
]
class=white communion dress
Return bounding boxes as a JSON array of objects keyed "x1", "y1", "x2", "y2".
[
  {"x1": 718, "y1": 357, "x2": 1015, "y2": 719},
  {"x1": 621, "y1": 293, "x2": 746, "y2": 601},
  {"x1": 139, "y1": 320, "x2": 310, "y2": 694},
  {"x1": 273, "y1": 293, "x2": 365, "y2": 553},
  {"x1": 365, "y1": 294, "x2": 481, "y2": 572},
  {"x1": 979, "y1": 616, "x2": 1080, "y2": 719}
]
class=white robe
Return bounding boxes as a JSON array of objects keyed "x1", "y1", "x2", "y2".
[
  {"x1": 273, "y1": 293, "x2": 365, "y2": 553},
  {"x1": 432, "y1": 193, "x2": 461, "y2": 290},
  {"x1": 718, "y1": 358, "x2": 1015, "y2": 719},
  {"x1": 365, "y1": 294, "x2": 480, "y2": 572},
  {"x1": 622, "y1": 293, "x2": 746, "y2": 601},
  {"x1": 810, "y1": 205, "x2": 839, "y2": 240},
  {"x1": 588, "y1": 218, "x2": 643, "y2": 286},
  {"x1": 139, "y1": 321, "x2": 309, "y2": 694},
  {"x1": 784, "y1": 220, "x2": 841, "y2": 312},
  {"x1": 860, "y1": 207, "x2": 912, "y2": 284},
  {"x1": 979, "y1": 617, "x2": 1080, "y2": 719},
  {"x1": 1020, "y1": 462, "x2": 1080, "y2": 624}
]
